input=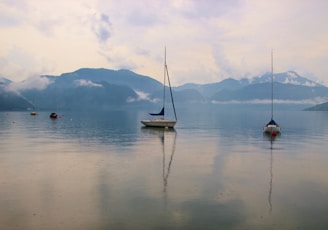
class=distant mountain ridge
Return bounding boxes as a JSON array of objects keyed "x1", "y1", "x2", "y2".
[
  {"x1": 175, "y1": 70, "x2": 328, "y2": 104},
  {"x1": 1, "y1": 68, "x2": 328, "y2": 111},
  {"x1": 175, "y1": 71, "x2": 323, "y2": 97},
  {"x1": 305, "y1": 101, "x2": 328, "y2": 111},
  {"x1": 46, "y1": 68, "x2": 163, "y2": 93},
  {"x1": 249, "y1": 71, "x2": 321, "y2": 87}
]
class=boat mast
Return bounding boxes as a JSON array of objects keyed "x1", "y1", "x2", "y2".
[
  {"x1": 162, "y1": 47, "x2": 167, "y2": 119},
  {"x1": 271, "y1": 50, "x2": 274, "y2": 120}
]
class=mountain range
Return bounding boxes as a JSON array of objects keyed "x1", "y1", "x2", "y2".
[
  {"x1": 304, "y1": 101, "x2": 328, "y2": 111},
  {"x1": 1, "y1": 68, "x2": 328, "y2": 111}
]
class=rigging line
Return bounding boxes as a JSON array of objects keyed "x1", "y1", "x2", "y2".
[{"x1": 166, "y1": 66, "x2": 177, "y2": 121}]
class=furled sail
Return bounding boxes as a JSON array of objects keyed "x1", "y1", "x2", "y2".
[
  {"x1": 150, "y1": 107, "x2": 164, "y2": 116},
  {"x1": 266, "y1": 119, "x2": 278, "y2": 126}
]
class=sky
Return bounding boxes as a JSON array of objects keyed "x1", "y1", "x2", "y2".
[{"x1": 1, "y1": 0, "x2": 328, "y2": 86}]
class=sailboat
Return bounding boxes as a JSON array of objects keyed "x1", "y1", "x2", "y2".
[
  {"x1": 264, "y1": 51, "x2": 281, "y2": 136},
  {"x1": 141, "y1": 48, "x2": 177, "y2": 128}
]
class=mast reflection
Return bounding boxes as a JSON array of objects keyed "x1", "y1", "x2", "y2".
[
  {"x1": 162, "y1": 131, "x2": 177, "y2": 194},
  {"x1": 141, "y1": 127, "x2": 177, "y2": 194},
  {"x1": 269, "y1": 138, "x2": 273, "y2": 214},
  {"x1": 264, "y1": 133, "x2": 278, "y2": 214}
]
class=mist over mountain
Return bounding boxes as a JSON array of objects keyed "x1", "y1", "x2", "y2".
[
  {"x1": 1, "y1": 68, "x2": 328, "y2": 111},
  {"x1": 0, "y1": 77, "x2": 12, "y2": 86},
  {"x1": 0, "y1": 84, "x2": 33, "y2": 111}
]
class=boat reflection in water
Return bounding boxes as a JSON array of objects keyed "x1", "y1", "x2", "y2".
[
  {"x1": 141, "y1": 127, "x2": 177, "y2": 203},
  {"x1": 264, "y1": 134, "x2": 278, "y2": 215}
]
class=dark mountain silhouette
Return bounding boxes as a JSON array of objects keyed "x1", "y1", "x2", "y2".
[
  {"x1": 21, "y1": 81, "x2": 139, "y2": 110},
  {"x1": 46, "y1": 68, "x2": 163, "y2": 93},
  {"x1": 1, "y1": 68, "x2": 327, "y2": 111}
]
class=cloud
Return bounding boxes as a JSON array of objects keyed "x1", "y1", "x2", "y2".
[
  {"x1": 74, "y1": 79, "x2": 102, "y2": 87},
  {"x1": 0, "y1": 0, "x2": 28, "y2": 27},
  {"x1": 8, "y1": 76, "x2": 53, "y2": 91},
  {"x1": 282, "y1": 78, "x2": 316, "y2": 87},
  {"x1": 126, "y1": 7, "x2": 161, "y2": 27},
  {"x1": 127, "y1": 90, "x2": 160, "y2": 103},
  {"x1": 1, "y1": 0, "x2": 328, "y2": 86},
  {"x1": 178, "y1": 0, "x2": 243, "y2": 19},
  {"x1": 90, "y1": 12, "x2": 112, "y2": 43}
]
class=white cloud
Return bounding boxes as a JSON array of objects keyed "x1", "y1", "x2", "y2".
[
  {"x1": 127, "y1": 90, "x2": 160, "y2": 103},
  {"x1": 74, "y1": 79, "x2": 102, "y2": 87},
  {"x1": 303, "y1": 81, "x2": 316, "y2": 87},
  {"x1": 8, "y1": 75, "x2": 53, "y2": 91}
]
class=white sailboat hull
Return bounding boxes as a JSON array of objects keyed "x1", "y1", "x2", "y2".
[
  {"x1": 141, "y1": 119, "x2": 176, "y2": 128},
  {"x1": 263, "y1": 125, "x2": 281, "y2": 134}
]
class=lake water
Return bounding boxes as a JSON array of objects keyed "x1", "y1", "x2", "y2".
[{"x1": 1, "y1": 105, "x2": 328, "y2": 229}]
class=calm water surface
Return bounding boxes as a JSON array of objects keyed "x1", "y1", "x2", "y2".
[{"x1": 1, "y1": 106, "x2": 328, "y2": 229}]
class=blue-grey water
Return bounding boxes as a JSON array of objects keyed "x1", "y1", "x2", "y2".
[{"x1": 1, "y1": 105, "x2": 328, "y2": 229}]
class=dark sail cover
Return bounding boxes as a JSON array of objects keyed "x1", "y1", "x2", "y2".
[
  {"x1": 150, "y1": 107, "x2": 164, "y2": 116},
  {"x1": 266, "y1": 119, "x2": 278, "y2": 126}
]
